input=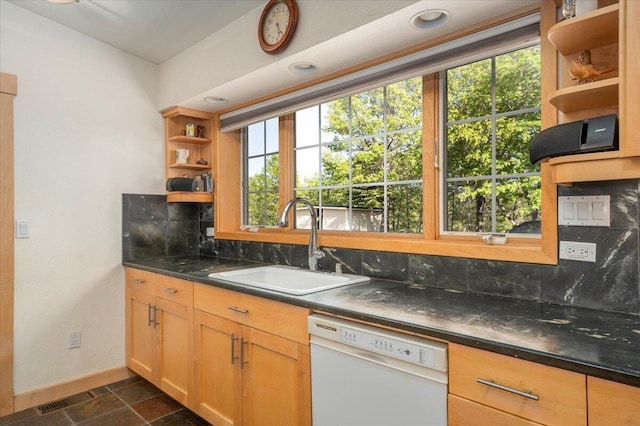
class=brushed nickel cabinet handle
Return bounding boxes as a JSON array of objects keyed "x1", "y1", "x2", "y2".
[
  {"x1": 227, "y1": 306, "x2": 249, "y2": 314},
  {"x1": 240, "y1": 337, "x2": 248, "y2": 369},
  {"x1": 152, "y1": 305, "x2": 159, "y2": 329},
  {"x1": 230, "y1": 334, "x2": 239, "y2": 365},
  {"x1": 147, "y1": 303, "x2": 154, "y2": 327},
  {"x1": 162, "y1": 287, "x2": 178, "y2": 294},
  {"x1": 476, "y1": 378, "x2": 539, "y2": 401},
  {"x1": 133, "y1": 279, "x2": 145, "y2": 285}
]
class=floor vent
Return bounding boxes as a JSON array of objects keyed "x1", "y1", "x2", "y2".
[{"x1": 36, "y1": 391, "x2": 95, "y2": 415}]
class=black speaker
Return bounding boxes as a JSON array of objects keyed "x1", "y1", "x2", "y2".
[
  {"x1": 530, "y1": 114, "x2": 618, "y2": 165},
  {"x1": 166, "y1": 178, "x2": 195, "y2": 192}
]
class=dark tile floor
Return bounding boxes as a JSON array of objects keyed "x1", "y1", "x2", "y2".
[{"x1": 0, "y1": 376, "x2": 211, "y2": 425}]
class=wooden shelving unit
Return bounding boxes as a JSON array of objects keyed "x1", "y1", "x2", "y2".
[
  {"x1": 543, "y1": 1, "x2": 640, "y2": 184},
  {"x1": 547, "y1": 3, "x2": 619, "y2": 115},
  {"x1": 548, "y1": 4, "x2": 619, "y2": 55},
  {"x1": 162, "y1": 106, "x2": 215, "y2": 203}
]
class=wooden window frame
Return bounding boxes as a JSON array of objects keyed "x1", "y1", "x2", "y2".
[{"x1": 213, "y1": 2, "x2": 558, "y2": 265}]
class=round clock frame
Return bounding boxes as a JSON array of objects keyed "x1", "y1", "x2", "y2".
[{"x1": 258, "y1": 0, "x2": 299, "y2": 54}]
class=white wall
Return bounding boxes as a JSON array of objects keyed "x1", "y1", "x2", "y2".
[
  {"x1": 156, "y1": 0, "x2": 416, "y2": 111},
  {"x1": 0, "y1": 2, "x2": 164, "y2": 394}
]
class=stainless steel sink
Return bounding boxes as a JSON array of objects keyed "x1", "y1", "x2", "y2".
[{"x1": 207, "y1": 265, "x2": 370, "y2": 295}]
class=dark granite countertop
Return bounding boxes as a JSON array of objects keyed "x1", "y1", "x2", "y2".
[{"x1": 123, "y1": 255, "x2": 640, "y2": 388}]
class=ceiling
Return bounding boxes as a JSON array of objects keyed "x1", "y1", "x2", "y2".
[
  {"x1": 6, "y1": 0, "x2": 541, "y2": 112},
  {"x1": 6, "y1": 0, "x2": 264, "y2": 64}
]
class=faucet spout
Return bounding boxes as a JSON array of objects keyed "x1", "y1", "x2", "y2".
[{"x1": 279, "y1": 197, "x2": 325, "y2": 271}]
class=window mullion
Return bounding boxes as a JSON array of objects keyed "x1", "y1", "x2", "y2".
[
  {"x1": 423, "y1": 73, "x2": 439, "y2": 241},
  {"x1": 490, "y1": 56, "x2": 498, "y2": 233},
  {"x1": 279, "y1": 114, "x2": 295, "y2": 226}
]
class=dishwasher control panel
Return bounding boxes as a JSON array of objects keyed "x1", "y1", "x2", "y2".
[
  {"x1": 341, "y1": 326, "x2": 437, "y2": 368},
  {"x1": 309, "y1": 314, "x2": 447, "y2": 372}
]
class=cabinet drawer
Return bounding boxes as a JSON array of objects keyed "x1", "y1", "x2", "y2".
[
  {"x1": 448, "y1": 394, "x2": 542, "y2": 426},
  {"x1": 155, "y1": 275, "x2": 193, "y2": 306},
  {"x1": 194, "y1": 283, "x2": 309, "y2": 344},
  {"x1": 125, "y1": 268, "x2": 157, "y2": 293},
  {"x1": 449, "y1": 343, "x2": 586, "y2": 426}
]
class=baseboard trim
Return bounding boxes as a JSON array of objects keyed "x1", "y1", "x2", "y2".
[{"x1": 13, "y1": 366, "x2": 135, "y2": 413}]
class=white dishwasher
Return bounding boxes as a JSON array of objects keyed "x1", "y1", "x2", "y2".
[{"x1": 308, "y1": 314, "x2": 448, "y2": 426}]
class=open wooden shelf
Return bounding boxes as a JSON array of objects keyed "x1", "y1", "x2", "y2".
[
  {"x1": 168, "y1": 163, "x2": 210, "y2": 170},
  {"x1": 548, "y1": 77, "x2": 618, "y2": 112},
  {"x1": 548, "y1": 150, "x2": 619, "y2": 166},
  {"x1": 167, "y1": 191, "x2": 214, "y2": 203},
  {"x1": 548, "y1": 4, "x2": 619, "y2": 55},
  {"x1": 552, "y1": 155, "x2": 640, "y2": 184},
  {"x1": 168, "y1": 135, "x2": 211, "y2": 144}
]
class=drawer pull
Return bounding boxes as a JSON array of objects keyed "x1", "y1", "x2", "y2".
[
  {"x1": 227, "y1": 306, "x2": 249, "y2": 314},
  {"x1": 163, "y1": 287, "x2": 178, "y2": 294},
  {"x1": 476, "y1": 378, "x2": 539, "y2": 401},
  {"x1": 133, "y1": 279, "x2": 145, "y2": 285}
]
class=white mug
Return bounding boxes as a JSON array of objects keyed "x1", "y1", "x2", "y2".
[{"x1": 176, "y1": 149, "x2": 189, "y2": 164}]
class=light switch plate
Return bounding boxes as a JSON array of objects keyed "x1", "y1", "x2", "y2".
[
  {"x1": 558, "y1": 195, "x2": 610, "y2": 227},
  {"x1": 15, "y1": 220, "x2": 29, "y2": 238}
]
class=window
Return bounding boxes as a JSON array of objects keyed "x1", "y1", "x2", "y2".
[
  {"x1": 216, "y1": 10, "x2": 556, "y2": 265},
  {"x1": 244, "y1": 118, "x2": 279, "y2": 226},
  {"x1": 241, "y1": 45, "x2": 541, "y2": 236},
  {"x1": 443, "y1": 45, "x2": 541, "y2": 234},
  {"x1": 293, "y1": 77, "x2": 423, "y2": 233}
]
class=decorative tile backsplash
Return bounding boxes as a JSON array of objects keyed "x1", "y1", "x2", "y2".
[
  {"x1": 122, "y1": 179, "x2": 640, "y2": 315},
  {"x1": 122, "y1": 194, "x2": 201, "y2": 260}
]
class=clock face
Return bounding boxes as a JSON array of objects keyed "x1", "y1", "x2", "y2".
[
  {"x1": 258, "y1": 0, "x2": 298, "y2": 54},
  {"x1": 261, "y1": 2, "x2": 290, "y2": 46}
]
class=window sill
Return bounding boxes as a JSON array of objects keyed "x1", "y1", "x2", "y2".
[{"x1": 215, "y1": 229, "x2": 557, "y2": 265}]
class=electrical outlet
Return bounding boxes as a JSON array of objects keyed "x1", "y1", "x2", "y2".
[
  {"x1": 559, "y1": 241, "x2": 596, "y2": 262},
  {"x1": 69, "y1": 330, "x2": 81, "y2": 349}
]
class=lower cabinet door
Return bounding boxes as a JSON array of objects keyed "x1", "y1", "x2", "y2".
[
  {"x1": 448, "y1": 394, "x2": 542, "y2": 426},
  {"x1": 156, "y1": 297, "x2": 192, "y2": 406},
  {"x1": 194, "y1": 310, "x2": 242, "y2": 426},
  {"x1": 125, "y1": 287, "x2": 156, "y2": 383},
  {"x1": 588, "y1": 377, "x2": 640, "y2": 426},
  {"x1": 242, "y1": 326, "x2": 311, "y2": 426}
]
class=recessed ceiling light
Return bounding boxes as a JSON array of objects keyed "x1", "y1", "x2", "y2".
[
  {"x1": 289, "y1": 62, "x2": 318, "y2": 75},
  {"x1": 204, "y1": 96, "x2": 228, "y2": 104},
  {"x1": 410, "y1": 9, "x2": 449, "y2": 29}
]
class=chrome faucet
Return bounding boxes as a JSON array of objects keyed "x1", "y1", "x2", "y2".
[{"x1": 279, "y1": 197, "x2": 325, "y2": 272}]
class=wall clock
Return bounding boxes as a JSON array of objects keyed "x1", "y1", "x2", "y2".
[{"x1": 258, "y1": 0, "x2": 298, "y2": 54}]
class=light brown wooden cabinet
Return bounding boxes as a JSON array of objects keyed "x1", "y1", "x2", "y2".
[
  {"x1": 544, "y1": 1, "x2": 640, "y2": 183},
  {"x1": 448, "y1": 394, "x2": 542, "y2": 426},
  {"x1": 162, "y1": 106, "x2": 215, "y2": 203},
  {"x1": 123, "y1": 269, "x2": 640, "y2": 426},
  {"x1": 124, "y1": 268, "x2": 194, "y2": 406},
  {"x1": 587, "y1": 376, "x2": 640, "y2": 425},
  {"x1": 448, "y1": 343, "x2": 587, "y2": 426},
  {"x1": 193, "y1": 283, "x2": 311, "y2": 426}
]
